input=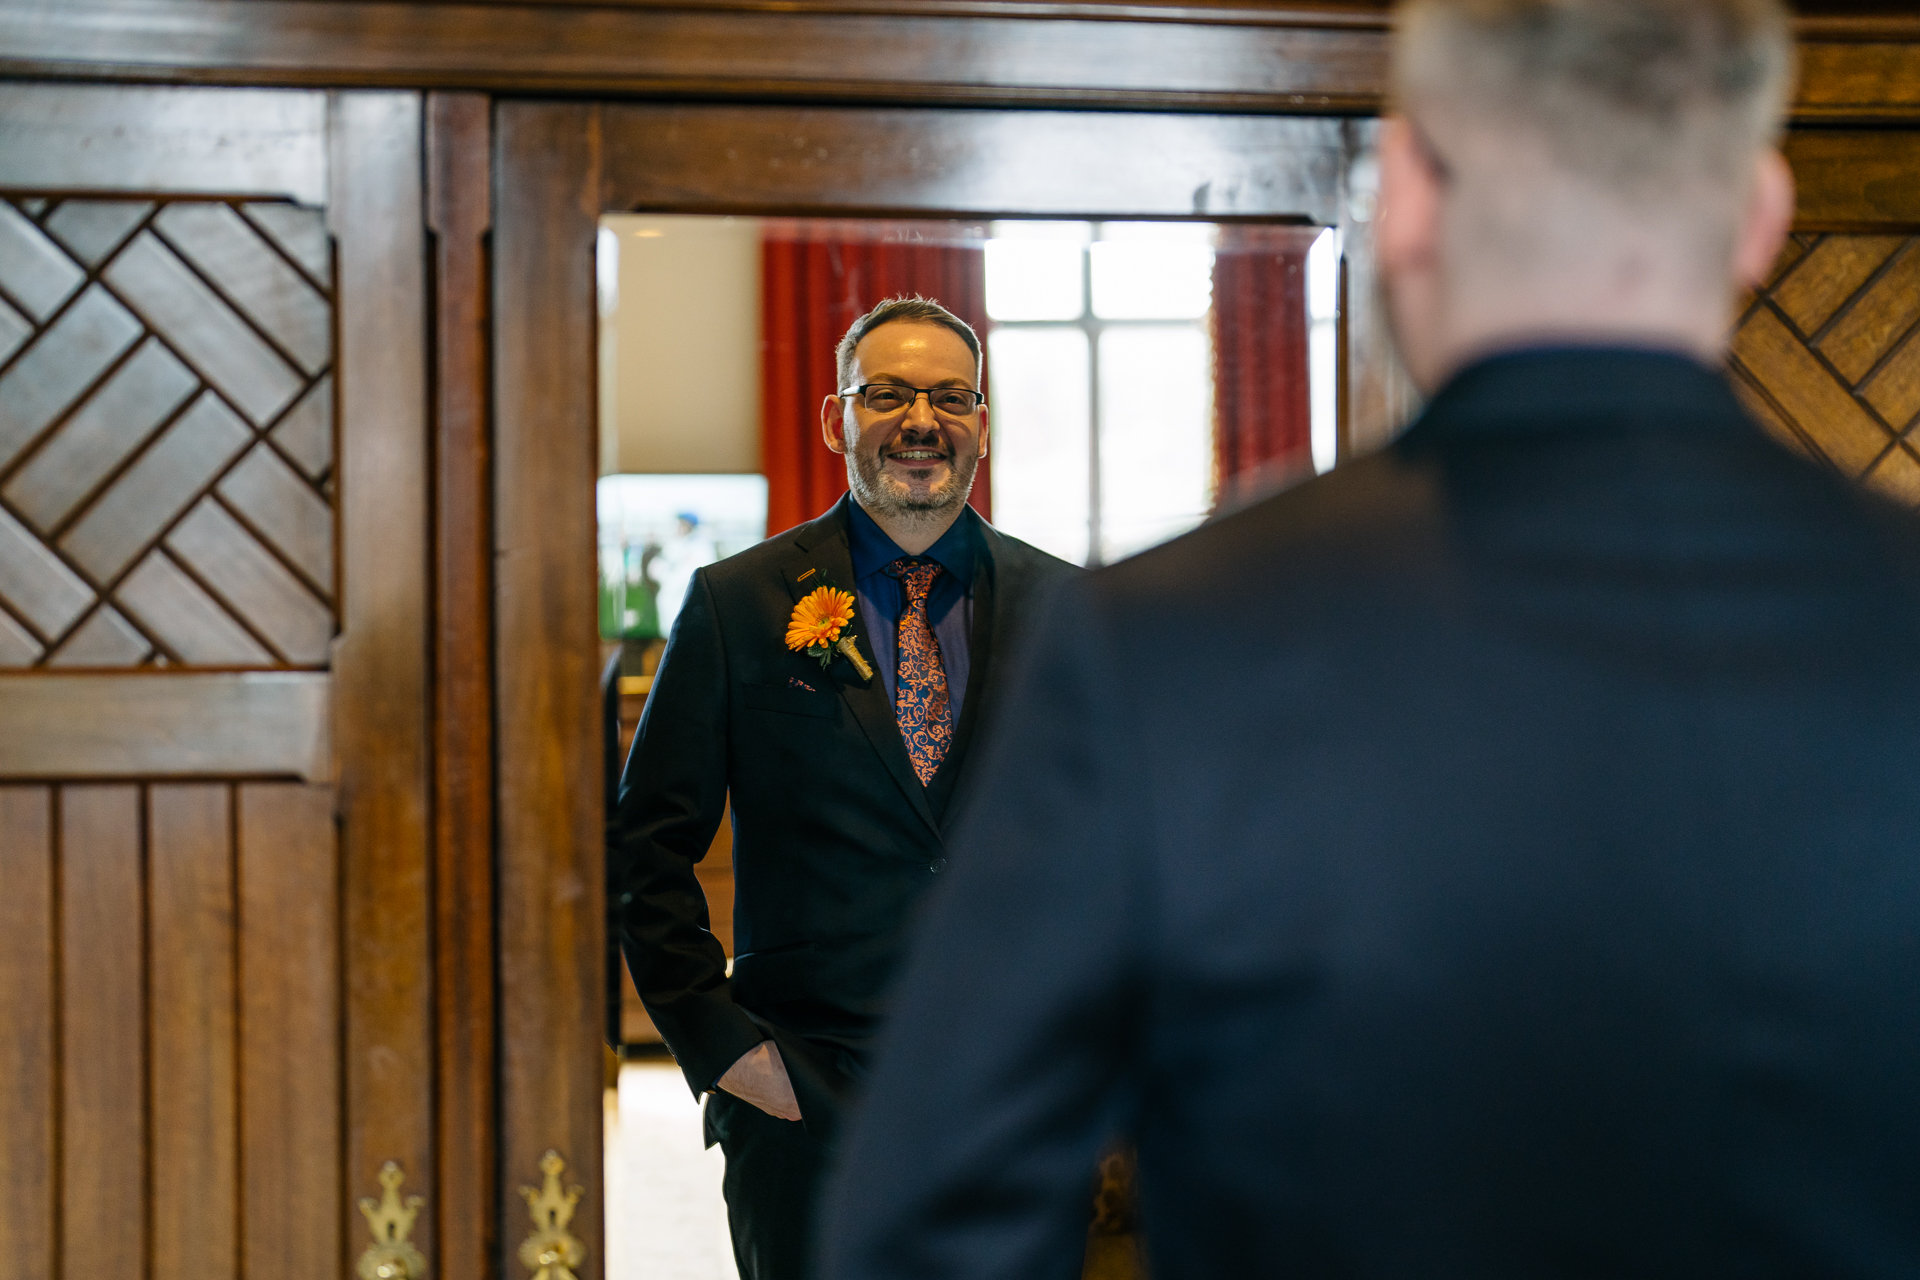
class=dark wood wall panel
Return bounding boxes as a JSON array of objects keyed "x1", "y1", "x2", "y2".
[
  {"x1": 427, "y1": 89, "x2": 497, "y2": 1280},
  {"x1": 599, "y1": 104, "x2": 1345, "y2": 223},
  {"x1": 0, "y1": 786, "x2": 54, "y2": 1279},
  {"x1": 0, "y1": 0, "x2": 1385, "y2": 114},
  {"x1": 148, "y1": 783, "x2": 239, "y2": 1280},
  {"x1": 1, "y1": 3, "x2": 1916, "y2": 121},
  {"x1": 1733, "y1": 233, "x2": 1920, "y2": 500},
  {"x1": 0, "y1": 85, "x2": 328, "y2": 204},
  {"x1": 238, "y1": 783, "x2": 342, "y2": 1280},
  {"x1": 328, "y1": 88, "x2": 436, "y2": 1270},
  {"x1": 495, "y1": 98, "x2": 606, "y2": 1280},
  {"x1": 1785, "y1": 130, "x2": 1920, "y2": 230},
  {"x1": 59, "y1": 784, "x2": 147, "y2": 1280}
]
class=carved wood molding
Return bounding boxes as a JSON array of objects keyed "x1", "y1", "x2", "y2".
[{"x1": 3, "y1": 0, "x2": 1916, "y2": 119}]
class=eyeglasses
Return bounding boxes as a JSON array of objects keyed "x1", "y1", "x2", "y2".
[{"x1": 839, "y1": 383, "x2": 985, "y2": 415}]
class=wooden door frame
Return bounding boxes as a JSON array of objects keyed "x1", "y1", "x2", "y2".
[{"x1": 491, "y1": 98, "x2": 1373, "y2": 1278}]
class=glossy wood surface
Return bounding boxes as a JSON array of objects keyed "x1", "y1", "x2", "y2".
[
  {"x1": 600, "y1": 105, "x2": 1345, "y2": 223},
  {"x1": 0, "y1": 786, "x2": 54, "y2": 1279},
  {"x1": 0, "y1": 671, "x2": 330, "y2": 777},
  {"x1": 2, "y1": 2, "x2": 1916, "y2": 121},
  {"x1": 59, "y1": 785, "x2": 147, "y2": 1280},
  {"x1": 0, "y1": 84, "x2": 326, "y2": 203},
  {"x1": 1785, "y1": 130, "x2": 1920, "y2": 230},
  {"x1": 495, "y1": 98, "x2": 607, "y2": 1280},
  {"x1": 427, "y1": 89, "x2": 498, "y2": 1280},
  {"x1": 237, "y1": 783, "x2": 342, "y2": 1280},
  {"x1": 0, "y1": 0, "x2": 1384, "y2": 114},
  {"x1": 328, "y1": 89, "x2": 437, "y2": 1271},
  {"x1": 148, "y1": 783, "x2": 239, "y2": 1280}
]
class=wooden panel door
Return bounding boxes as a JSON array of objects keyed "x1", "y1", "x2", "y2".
[{"x1": 0, "y1": 84, "x2": 431, "y2": 1280}]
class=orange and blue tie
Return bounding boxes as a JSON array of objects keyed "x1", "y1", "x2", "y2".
[{"x1": 885, "y1": 557, "x2": 952, "y2": 786}]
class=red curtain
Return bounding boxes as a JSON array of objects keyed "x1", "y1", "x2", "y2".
[
  {"x1": 1211, "y1": 225, "x2": 1322, "y2": 509},
  {"x1": 761, "y1": 220, "x2": 992, "y2": 536}
]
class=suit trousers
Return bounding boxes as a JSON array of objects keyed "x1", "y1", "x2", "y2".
[{"x1": 705, "y1": 1090, "x2": 832, "y2": 1280}]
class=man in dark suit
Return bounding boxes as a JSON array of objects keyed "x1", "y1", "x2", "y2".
[
  {"x1": 826, "y1": 2, "x2": 1920, "y2": 1276},
  {"x1": 610, "y1": 296, "x2": 1075, "y2": 1280}
]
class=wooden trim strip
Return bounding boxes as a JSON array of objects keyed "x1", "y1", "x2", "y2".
[
  {"x1": 2, "y1": 1, "x2": 1918, "y2": 119},
  {"x1": 493, "y1": 98, "x2": 606, "y2": 1280},
  {"x1": 0, "y1": 0, "x2": 1386, "y2": 112},
  {"x1": 327, "y1": 87, "x2": 437, "y2": 1277},
  {"x1": 0, "y1": 673, "x2": 330, "y2": 780},
  {"x1": 0, "y1": 83, "x2": 326, "y2": 203},
  {"x1": 425, "y1": 89, "x2": 497, "y2": 1280}
]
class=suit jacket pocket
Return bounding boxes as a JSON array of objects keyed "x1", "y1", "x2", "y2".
[
  {"x1": 730, "y1": 942, "x2": 817, "y2": 1006},
  {"x1": 741, "y1": 681, "x2": 838, "y2": 720}
]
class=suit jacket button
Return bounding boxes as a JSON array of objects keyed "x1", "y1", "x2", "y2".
[{"x1": 929, "y1": 859, "x2": 947, "y2": 874}]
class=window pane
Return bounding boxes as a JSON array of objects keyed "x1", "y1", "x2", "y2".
[
  {"x1": 985, "y1": 221, "x2": 1090, "y2": 322},
  {"x1": 988, "y1": 326, "x2": 1091, "y2": 564},
  {"x1": 1307, "y1": 227, "x2": 1341, "y2": 475},
  {"x1": 1090, "y1": 222, "x2": 1215, "y2": 320},
  {"x1": 1098, "y1": 326, "x2": 1211, "y2": 562}
]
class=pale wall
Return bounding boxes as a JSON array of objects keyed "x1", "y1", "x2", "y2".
[{"x1": 599, "y1": 214, "x2": 762, "y2": 475}]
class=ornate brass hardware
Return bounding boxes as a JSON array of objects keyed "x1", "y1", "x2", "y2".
[
  {"x1": 357, "y1": 1161, "x2": 427, "y2": 1280},
  {"x1": 517, "y1": 1150, "x2": 587, "y2": 1280}
]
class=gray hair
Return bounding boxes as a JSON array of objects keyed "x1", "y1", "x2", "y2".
[
  {"x1": 1393, "y1": 0, "x2": 1794, "y2": 194},
  {"x1": 834, "y1": 296, "x2": 982, "y2": 390}
]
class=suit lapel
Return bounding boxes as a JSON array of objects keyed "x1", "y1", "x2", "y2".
[{"x1": 787, "y1": 497, "x2": 940, "y2": 838}]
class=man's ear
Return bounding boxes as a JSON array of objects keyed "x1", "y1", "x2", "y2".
[
  {"x1": 821, "y1": 394, "x2": 848, "y2": 455},
  {"x1": 976, "y1": 406, "x2": 989, "y2": 461},
  {"x1": 1733, "y1": 148, "x2": 1796, "y2": 291},
  {"x1": 1376, "y1": 115, "x2": 1444, "y2": 284}
]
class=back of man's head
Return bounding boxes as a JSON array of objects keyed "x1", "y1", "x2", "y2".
[
  {"x1": 1396, "y1": 0, "x2": 1792, "y2": 195},
  {"x1": 1383, "y1": 0, "x2": 1796, "y2": 383}
]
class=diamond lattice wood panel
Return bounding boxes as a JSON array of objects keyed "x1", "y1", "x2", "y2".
[
  {"x1": 1731, "y1": 233, "x2": 1920, "y2": 503},
  {"x1": 0, "y1": 195, "x2": 336, "y2": 668}
]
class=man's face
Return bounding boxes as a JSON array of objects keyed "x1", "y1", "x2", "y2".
[{"x1": 823, "y1": 321, "x2": 989, "y2": 523}]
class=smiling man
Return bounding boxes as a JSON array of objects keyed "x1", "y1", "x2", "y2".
[{"x1": 609, "y1": 296, "x2": 1077, "y2": 1280}]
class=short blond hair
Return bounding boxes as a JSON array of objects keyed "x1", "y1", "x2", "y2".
[{"x1": 1393, "y1": 0, "x2": 1794, "y2": 195}]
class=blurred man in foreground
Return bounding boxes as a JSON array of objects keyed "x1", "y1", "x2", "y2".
[{"x1": 826, "y1": 1, "x2": 1920, "y2": 1275}]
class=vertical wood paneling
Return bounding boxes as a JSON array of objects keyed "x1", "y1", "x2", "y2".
[
  {"x1": 238, "y1": 783, "x2": 341, "y2": 1280},
  {"x1": 148, "y1": 783, "x2": 237, "y2": 1280},
  {"x1": 0, "y1": 786, "x2": 54, "y2": 1280},
  {"x1": 427, "y1": 89, "x2": 498, "y2": 1280},
  {"x1": 495, "y1": 99, "x2": 606, "y2": 1280},
  {"x1": 329, "y1": 89, "x2": 436, "y2": 1265},
  {"x1": 59, "y1": 784, "x2": 146, "y2": 1280}
]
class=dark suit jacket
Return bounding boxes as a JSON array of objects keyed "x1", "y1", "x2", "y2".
[
  {"x1": 824, "y1": 350, "x2": 1920, "y2": 1277},
  {"x1": 610, "y1": 494, "x2": 1076, "y2": 1134}
]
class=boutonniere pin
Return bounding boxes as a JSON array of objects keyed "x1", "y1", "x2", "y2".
[{"x1": 786, "y1": 584, "x2": 875, "y2": 680}]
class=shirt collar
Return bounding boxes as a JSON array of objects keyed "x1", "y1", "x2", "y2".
[{"x1": 846, "y1": 499, "x2": 977, "y2": 587}]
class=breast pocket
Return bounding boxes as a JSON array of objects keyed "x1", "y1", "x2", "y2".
[{"x1": 741, "y1": 681, "x2": 839, "y2": 720}]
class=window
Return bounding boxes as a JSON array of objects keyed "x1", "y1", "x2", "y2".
[{"x1": 985, "y1": 221, "x2": 1217, "y2": 567}]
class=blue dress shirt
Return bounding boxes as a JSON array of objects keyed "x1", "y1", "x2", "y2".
[{"x1": 846, "y1": 501, "x2": 974, "y2": 722}]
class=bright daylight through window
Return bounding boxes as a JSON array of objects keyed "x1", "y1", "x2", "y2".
[{"x1": 987, "y1": 221, "x2": 1340, "y2": 567}]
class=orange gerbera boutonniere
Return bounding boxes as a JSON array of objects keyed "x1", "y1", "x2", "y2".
[{"x1": 786, "y1": 585, "x2": 875, "y2": 679}]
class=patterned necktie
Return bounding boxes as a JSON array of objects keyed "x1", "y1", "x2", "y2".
[{"x1": 884, "y1": 557, "x2": 952, "y2": 786}]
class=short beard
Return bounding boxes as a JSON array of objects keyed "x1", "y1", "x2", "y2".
[{"x1": 847, "y1": 448, "x2": 979, "y2": 530}]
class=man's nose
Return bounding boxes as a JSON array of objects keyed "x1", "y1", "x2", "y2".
[{"x1": 902, "y1": 393, "x2": 939, "y2": 430}]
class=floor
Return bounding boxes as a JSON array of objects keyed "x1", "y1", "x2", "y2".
[{"x1": 604, "y1": 1058, "x2": 740, "y2": 1280}]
